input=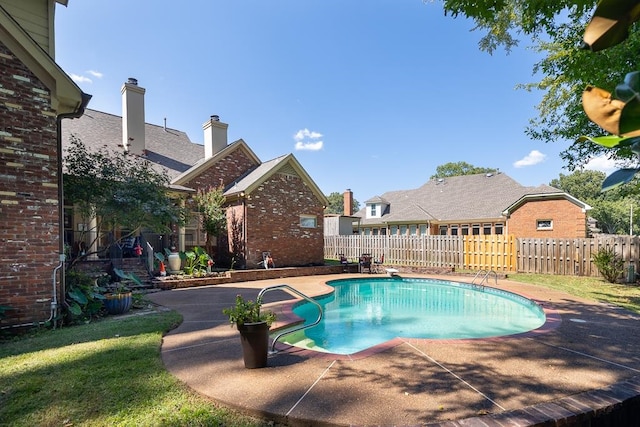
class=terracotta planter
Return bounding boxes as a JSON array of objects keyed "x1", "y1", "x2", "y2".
[
  {"x1": 104, "y1": 292, "x2": 132, "y2": 315},
  {"x1": 237, "y1": 321, "x2": 270, "y2": 369}
]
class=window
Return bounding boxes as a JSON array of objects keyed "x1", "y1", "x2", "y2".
[
  {"x1": 390, "y1": 225, "x2": 398, "y2": 235},
  {"x1": 439, "y1": 225, "x2": 448, "y2": 235},
  {"x1": 300, "y1": 215, "x2": 317, "y2": 228},
  {"x1": 537, "y1": 219, "x2": 553, "y2": 230},
  {"x1": 372, "y1": 228, "x2": 379, "y2": 236},
  {"x1": 450, "y1": 225, "x2": 459, "y2": 236},
  {"x1": 495, "y1": 223, "x2": 504, "y2": 235},
  {"x1": 419, "y1": 224, "x2": 428, "y2": 235},
  {"x1": 399, "y1": 225, "x2": 408, "y2": 235},
  {"x1": 472, "y1": 224, "x2": 480, "y2": 235},
  {"x1": 461, "y1": 224, "x2": 469, "y2": 235},
  {"x1": 409, "y1": 225, "x2": 417, "y2": 235},
  {"x1": 483, "y1": 223, "x2": 492, "y2": 235},
  {"x1": 370, "y1": 204, "x2": 377, "y2": 216}
]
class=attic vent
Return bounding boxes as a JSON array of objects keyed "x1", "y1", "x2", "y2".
[
  {"x1": 486, "y1": 173, "x2": 493, "y2": 177},
  {"x1": 278, "y1": 164, "x2": 298, "y2": 177},
  {"x1": 437, "y1": 178, "x2": 444, "y2": 184}
]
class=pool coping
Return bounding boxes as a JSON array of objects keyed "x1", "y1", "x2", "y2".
[{"x1": 148, "y1": 273, "x2": 640, "y2": 426}]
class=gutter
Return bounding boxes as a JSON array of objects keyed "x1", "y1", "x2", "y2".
[{"x1": 52, "y1": 93, "x2": 92, "y2": 328}]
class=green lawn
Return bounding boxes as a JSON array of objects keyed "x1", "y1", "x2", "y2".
[
  {"x1": 509, "y1": 273, "x2": 640, "y2": 314},
  {"x1": 2, "y1": 273, "x2": 639, "y2": 426},
  {"x1": 0, "y1": 311, "x2": 270, "y2": 427}
]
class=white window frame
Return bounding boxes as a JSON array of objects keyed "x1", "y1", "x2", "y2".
[
  {"x1": 300, "y1": 215, "x2": 317, "y2": 228},
  {"x1": 537, "y1": 219, "x2": 553, "y2": 230}
]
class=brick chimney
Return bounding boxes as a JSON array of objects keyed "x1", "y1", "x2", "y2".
[
  {"x1": 121, "y1": 77, "x2": 145, "y2": 155},
  {"x1": 344, "y1": 189, "x2": 353, "y2": 216},
  {"x1": 203, "y1": 115, "x2": 228, "y2": 159}
]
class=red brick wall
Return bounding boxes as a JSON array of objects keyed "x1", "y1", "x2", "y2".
[
  {"x1": 0, "y1": 42, "x2": 60, "y2": 327},
  {"x1": 244, "y1": 171, "x2": 325, "y2": 268},
  {"x1": 181, "y1": 148, "x2": 258, "y2": 190},
  {"x1": 507, "y1": 199, "x2": 587, "y2": 238}
]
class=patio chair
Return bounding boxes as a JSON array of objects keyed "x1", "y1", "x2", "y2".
[
  {"x1": 359, "y1": 254, "x2": 372, "y2": 273},
  {"x1": 373, "y1": 254, "x2": 384, "y2": 273}
]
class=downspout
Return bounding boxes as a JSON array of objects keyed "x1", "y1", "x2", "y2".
[
  {"x1": 1, "y1": 93, "x2": 91, "y2": 331},
  {"x1": 53, "y1": 93, "x2": 92, "y2": 328}
]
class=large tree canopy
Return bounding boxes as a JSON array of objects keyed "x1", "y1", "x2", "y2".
[{"x1": 64, "y1": 136, "x2": 188, "y2": 259}]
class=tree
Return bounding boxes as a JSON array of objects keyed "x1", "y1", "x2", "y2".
[
  {"x1": 549, "y1": 170, "x2": 606, "y2": 202},
  {"x1": 431, "y1": 162, "x2": 498, "y2": 179},
  {"x1": 63, "y1": 136, "x2": 188, "y2": 264},
  {"x1": 193, "y1": 185, "x2": 227, "y2": 257},
  {"x1": 549, "y1": 170, "x2": 640, "y2": 234},
  {"x1": 325, "y1": 192, "x2": 360, "y2": 215}
]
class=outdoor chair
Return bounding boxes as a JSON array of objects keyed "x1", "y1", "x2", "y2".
[
  {"x1": 359, "y1": 254, "x2": 372, "y2": 273},
  {"x1": 373, "y1": 254, "x2": 384, "y2": 273}
]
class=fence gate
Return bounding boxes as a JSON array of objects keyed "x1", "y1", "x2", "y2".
[{"x1": 463, "y1": 235, "x2": 516, "y2": 272}]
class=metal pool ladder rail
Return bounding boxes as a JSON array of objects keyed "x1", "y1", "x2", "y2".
[
  {"x1": 471, "y1": 269, "x2": 498, "y2": 288},
  {"x1": 257, "y1": 284, "x2": 323, "y2": 354}
]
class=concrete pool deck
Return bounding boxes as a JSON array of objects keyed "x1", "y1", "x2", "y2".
[{"x1": 147, "y1": 273, "x2": 640, "y2": 426}]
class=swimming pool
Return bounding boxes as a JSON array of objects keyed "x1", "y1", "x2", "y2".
[{"x1": 280, "y1": 277, "x2": 546, "y2": 355}]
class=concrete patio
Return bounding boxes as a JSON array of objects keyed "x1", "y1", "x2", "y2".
[{"x1": 147, "y1": 273, "x2": 640, "y2": 426}]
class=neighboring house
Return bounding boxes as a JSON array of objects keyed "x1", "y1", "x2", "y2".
[
  {"x1": 62, "y1": 79, "x2": 328, "y2": 269},
  {"x1": 324, "y1": 189, "x2": 360, "y2": 235},
  {"x1": 0, "y1": 0, "x2": 91, "y2": 327},
  {"x1": 353, "y1": 173, "x2": 592, "y2": 238}
]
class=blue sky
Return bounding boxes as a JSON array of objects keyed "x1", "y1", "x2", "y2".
[{"x1": 54, "y1": 0, "x2": 613, "y2": 204}]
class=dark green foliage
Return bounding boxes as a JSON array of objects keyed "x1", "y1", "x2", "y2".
[
  {"x1": 431, "y1": 161, "x2": 497, "y2": 179},
  {"x1": 325, "y1": 191, "x2": 361, "y2": 215},
  {"x1": 63, "y1": 136, "x2": 189, "y2": 262},
  {"x1": 592, "y1": 247, "x2": 625, "y2": 283},
  {"x1": 64, "y1": 270, "x2": 105, "y2": 324},
  {"x1": 222, "y1": 295, "x2": 276, "y2": 326}
]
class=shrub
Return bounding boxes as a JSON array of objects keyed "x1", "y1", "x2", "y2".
[
  {"x1": 64, "y1": 270, "x2": 105, "y2": 324},
  {"x1": 592, "y1": 247, "x2": 625, "y2": 283}
]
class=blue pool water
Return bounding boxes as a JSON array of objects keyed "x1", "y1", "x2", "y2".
[{"x1": 280, "y1": 277, "x2": 546, "y2": 355}]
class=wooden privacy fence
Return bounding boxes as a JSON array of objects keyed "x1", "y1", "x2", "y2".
[{"x1": 324, "y1": 234, "x2": 640, "y2": 276}]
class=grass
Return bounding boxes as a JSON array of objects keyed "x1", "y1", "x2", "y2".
[
  {"x1": 0, "y1": 311, "x2": 270, "y2": 427},
  {"x1": 509, "y1": 273, "x2": 640, "y2": 314}
]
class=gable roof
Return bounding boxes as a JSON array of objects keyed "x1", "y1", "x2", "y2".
[
  {"x1": 61, "y1": 108, "x2": 203, "y2": 180},
  {"x1": 224, "y1": 153, "x2": 329, "y2": 206},
  {"x1": 0, "y1": 3, "x2": 90, "y2": 115},
  {"x1": 171, "y1": 138, "x2": 260, "y2": 186},
  {"x1": 355, "y1": 173, "x2": 570, "y2": 225},
  {"x1": 61, "y1": 108, "x2": 328, "y2": 205}
]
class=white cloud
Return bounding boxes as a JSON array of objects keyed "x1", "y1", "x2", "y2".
[
  {"x1": 70, "y1": 74, "x2": 92, "y2": 84},
  {"x1": 294, "y1": 128, "x2": 323, "y2": 141},
  {"x1": 293, "y1": 128, "x2": 323, "y2": 151},
  {"x1": 584, "y1": 155, "x2": 617, "y2": 174},
  {"x1": 513, "y1": 150, "x2": 546, "y2": 168},
  {"x1": 87, "y1": 70, "x2": 104, "y2": 78},
  {"x1": 295, "y1": 141, "x2": 324, "y2": 151}
]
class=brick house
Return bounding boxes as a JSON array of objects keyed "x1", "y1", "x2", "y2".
[
  {"x1": 0, "y1": 0, "x2": 91, "y2": 328},
  {"x1": 353, "y1": 173, "x2": 591, "y2": 238},
  {"x1": 62, "y1": 79, "x2": 328, "y2": 269}
]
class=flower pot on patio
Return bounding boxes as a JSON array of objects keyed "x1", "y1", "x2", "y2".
[
  {"x1": 237, "y1": 321, "x2": 270, "y2": 369},
  {"x1": 103, "y1": 292, "x2": 133, "y2": 315}
]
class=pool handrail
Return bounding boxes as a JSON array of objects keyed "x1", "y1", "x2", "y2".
[
  {"x1": 471, "y1": 269, "x2": 498, "y2": 288},
  {"x1": 257, "y1": 284, "x2": 323, "y2": 354}
]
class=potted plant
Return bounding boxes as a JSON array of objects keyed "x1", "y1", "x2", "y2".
[
  {"x1": 102, "y1": 268, "x2": 142, "y2": 315},
  {"x1": 222, "y1": 294, "x2": 276, "y2": 369}
]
